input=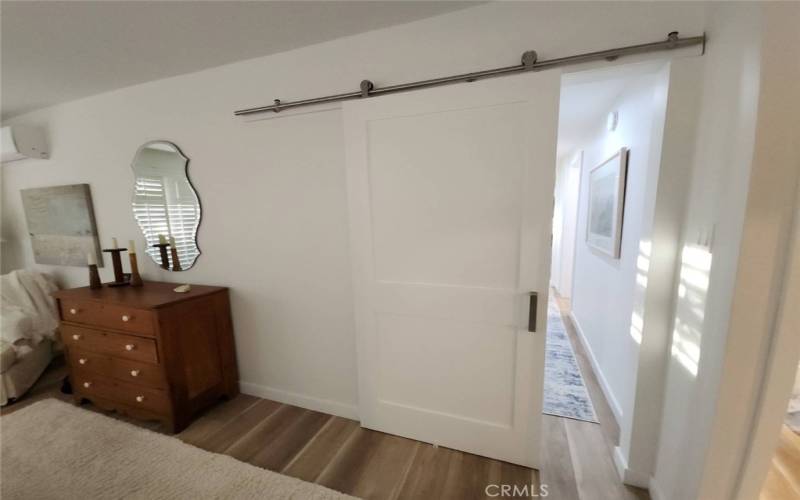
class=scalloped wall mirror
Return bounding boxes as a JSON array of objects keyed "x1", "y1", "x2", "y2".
[{"x1": 131, "y1": 141, "x2": 201, "y2": 271}]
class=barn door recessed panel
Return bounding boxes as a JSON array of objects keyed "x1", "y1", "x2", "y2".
[{"x1": 367, "y1": 104, "x2": 527, "y2": 289}]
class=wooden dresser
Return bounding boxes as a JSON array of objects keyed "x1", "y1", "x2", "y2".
[{"x1": 53, "y1": 281, "x2": 238, "y2": 432}]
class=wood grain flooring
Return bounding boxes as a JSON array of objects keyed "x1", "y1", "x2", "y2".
[
  {"x1": 2, "y1": 295, "x2": 648, "y2": 499},
  {"x1": 760, "y1": 425, "x2": 800, "y2": 500}
]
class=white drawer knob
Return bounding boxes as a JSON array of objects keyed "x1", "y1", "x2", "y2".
[
  {"x1": 83, "y1": 382, "x2": 92, "y2": 388},
  {"x1": 72, "y1": 334, "x2": 81, "y2": 340},
  {"x1": 121, "y1": 315, "x2": 130, "y2": 322},
  {"x1": 130, "y1": 370, "x2": 140, "y2": 377},
  {"x1": 79, "y1": 358, "x2": 87, "y2": 365},
  {"x1": 125, "y1": 344, "x2": 135, "y2": 351},
  {"x1": 69, "y1": 308, "x2": 77, "y2": 315},
  {"x1": 135, "y1": 396, "x2": 144, "y2": 403}
]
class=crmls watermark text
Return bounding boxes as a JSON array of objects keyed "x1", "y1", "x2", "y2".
[{"x1": 485, "y1": 484, "x2": 549, "y2": 497}]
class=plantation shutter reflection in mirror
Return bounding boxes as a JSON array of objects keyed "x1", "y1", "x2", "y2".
[
  {"x1": 133, "y1": 175, "x2": 168, "y2": 248},
  {"x1": 131, "y1": 141, "x2": 201, "y2": 270}
]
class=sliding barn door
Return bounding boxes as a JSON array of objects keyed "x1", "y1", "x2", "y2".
[{"x1": 344, "y1": 71, "x2": 560, "y2": 468}]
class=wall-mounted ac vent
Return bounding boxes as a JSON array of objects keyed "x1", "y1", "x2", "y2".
[{"x1": 1, "y1": 126, "x2": 49, "y2": 163}]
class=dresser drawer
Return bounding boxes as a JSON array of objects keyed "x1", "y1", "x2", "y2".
[
  {"x1": 72, "y1": 373, "x2": 170, "y2": 415},
  {"x1": 67, "y1": 348, "x2": 167, "y2": 389},
  {"x1": 62, "y1": 325, "x2": 159, "y2": 364},
  {"x1": 60, "y1": 299, "x2": 155, "y2": 336}
]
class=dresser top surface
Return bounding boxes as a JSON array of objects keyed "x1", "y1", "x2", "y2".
[{"x1": 53, "y1": 281, "x2": 227, "y2": 309}]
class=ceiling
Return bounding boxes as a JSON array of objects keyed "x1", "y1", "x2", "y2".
[
  {"x1": 557, "y1": 62, "x2": 665, "y2": 162},
  {"x1": 1, "y1": 1, "x2": 479, "y2": 119}
]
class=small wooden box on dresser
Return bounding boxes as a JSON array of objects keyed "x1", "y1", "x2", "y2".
[{"x1": 53, "y1": 281, "x2": 238, "y2": 433}]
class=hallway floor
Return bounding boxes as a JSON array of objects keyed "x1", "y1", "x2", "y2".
[{"x1": 545, "y1": 293, "x2": 649, "y2": 500}]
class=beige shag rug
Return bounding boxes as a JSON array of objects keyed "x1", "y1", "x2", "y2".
[{"x1": 0, "y1": 399, "x2": 355, "y2": 499}]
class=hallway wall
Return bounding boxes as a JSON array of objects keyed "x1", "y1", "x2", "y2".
[
  {"x1": 568, "y1": 68, "x2": 668, "y2": 431},
  {"x1": 550, "y1": 151, "x2": 582, "y2": 299}
]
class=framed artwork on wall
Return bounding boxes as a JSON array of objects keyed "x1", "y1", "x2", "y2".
[
  {"x1": 20, "y1": 183, "x2": 103, "y2": 267},
  {"x1": 586, "y1": 147, "x2": 628, "y2": 258}
]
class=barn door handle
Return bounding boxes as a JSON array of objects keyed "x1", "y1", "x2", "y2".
[{"x1": 528, "y1": 292, "x2": 538, "y2": 333}]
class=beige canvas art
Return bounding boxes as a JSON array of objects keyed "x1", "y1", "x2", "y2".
[{"x1": 20, "y1": 184, "x2": 102, "y2": 267}]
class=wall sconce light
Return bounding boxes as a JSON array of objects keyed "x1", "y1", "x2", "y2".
[{"x1": 607, "y1": 110, "x2": 619, "y2": 131}]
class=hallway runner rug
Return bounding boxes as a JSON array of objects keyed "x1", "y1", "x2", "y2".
[{"x1": 543, "y1": 297, "x2": 599, "y2": 423}]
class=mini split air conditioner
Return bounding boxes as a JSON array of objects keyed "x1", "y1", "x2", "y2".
[{"x1": 1, "y1": 126, "x2": 49, "y2": 163}]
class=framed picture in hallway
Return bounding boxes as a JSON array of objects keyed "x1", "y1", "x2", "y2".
[{"x1": 586, "y1": 147, "x2": 628, "y2": 258}]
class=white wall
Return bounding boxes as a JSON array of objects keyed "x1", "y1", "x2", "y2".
[
  {"x1": 0, "y1": 2, "x2": 708, "y2": 419},
  {"x1": 690, "y1": 4, "x2": 800, "y2": 500},
  {"x1": 550, "y1": 160, "x2": 567, "y2": 296},
  {"x1": 551, "y1": 151, "x2": 581, "y2": 299},
  {"x1": 651, "y1": 3, "x2": 787, "y2": 500},
  {"x1": 569, "y1": 67, "x2": 669, "y2": 433},
  {"x1": 550, "y1": 161, "x2": 564, "y2": 291},
  {"x1": 624, "y1": 58, "x2": 704, "y2": 487},
  {"x1": 565, "y1": 60, "x2": 705, "y2": 489}
]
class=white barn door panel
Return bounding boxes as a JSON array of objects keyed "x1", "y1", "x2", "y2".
[{"x1": 344, "y1": 72, "x2": 560, "y2": 468}]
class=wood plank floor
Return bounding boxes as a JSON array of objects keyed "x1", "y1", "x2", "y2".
[
  {"x1": 2, "y1": 295, "x2": 648, "y2": 500},
  {"x1": 760, "y1": 425, "x2": 800, "y2": 500}
]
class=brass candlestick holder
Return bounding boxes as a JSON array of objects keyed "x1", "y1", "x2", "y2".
[
  {"x1": 102, "y1": 247, "x2": 129, "y2": 287},
  {"x1": 88, "y1": 264, "x2": 102, "y2": 289},
  {"x1": 129, "y1": 252, "x2": 143, "y2": 287},
  {"x1": 152, "y1": 243, "x2": 170, "y2": 270},
  {"x1": 170, "y1": 246, "x2": 182, "y2": 271}
]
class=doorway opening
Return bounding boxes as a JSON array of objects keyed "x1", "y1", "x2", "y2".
[{"x1": 543, "y1": 60, "x2": 675, "y2": 493}]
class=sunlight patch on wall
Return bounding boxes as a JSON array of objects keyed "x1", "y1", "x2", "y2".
[
  {"x1": 629, "y1": 240, "x2": 652, "y2": 344},
  {"x1": 630, "y1": 310, "x2": 644, "y2": 344},
  {"x1": 639, "y1": 240, "x2": 652, "y2": 258},
  {"x1": 671, "y1": 318, "x2": 700, "y2": 376},
  {"x1": 636, "y1": 251, "x2": 650, "y2": 287},
  {"x1": 669, "y1": 244, "x2": 713, "y2": 377}
]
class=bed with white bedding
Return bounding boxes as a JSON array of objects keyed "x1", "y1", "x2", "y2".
[{"x1": 0, "y1": 270, "x2": 60, "y2": 405}]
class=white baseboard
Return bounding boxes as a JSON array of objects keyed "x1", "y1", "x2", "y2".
[
  {"x1": 613, "y1": 446, "x2": 650, "y2": 488},
  {"x1": 239, "y1": 381, "x2": 359, "y2": 420},
  {"x1": 568, "y1": 311, "x2": 624, "y2": 425},
  {"x1": 649, "y1": 476, "x2": 667, "y2": 500}
]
